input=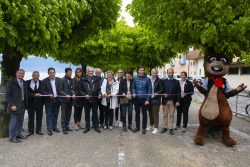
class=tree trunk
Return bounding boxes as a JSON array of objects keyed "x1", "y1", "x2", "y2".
[
  {"x1": 81, "y1": 63, "x2": 87, "y2": 75},
  {"x1": 0, "y1": 46, "x2": 23, "y2": 138}
]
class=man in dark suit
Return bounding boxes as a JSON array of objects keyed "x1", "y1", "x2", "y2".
[
  {"x1": 59, "y1": 68, "x2": 73, "y2": 134},
  {"x1": 6, "y1": 69, "x2": 28, "y2": 143},
  {"x1": 41, "y1": 67, "x2": 61, "y2": 136},
  {"x1": 26, "y1": 71, "x2": 44, "y2": 136},
  {"x1": 81, "y1": 67, "x2": 101, "y2": 133},
  {"x1": 161, "y1": 68, "x2": 180, "y2": 135}
]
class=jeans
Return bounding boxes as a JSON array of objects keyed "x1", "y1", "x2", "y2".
[
  {"x1": 45, "y1": 102, "x2": 60, "y2": 131},
  {"x1": 134, "y1": 101, "x2": 148, "y2": 130},
  {"x1": 9, "y1": 108, "x2": 25, "y2": 140},
  {"x1": 120, "y1": 100, "x2": 133, "y2": 127}
]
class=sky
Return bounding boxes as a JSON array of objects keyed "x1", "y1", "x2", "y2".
[{"x1": 121, "y1": 0, "x2": 134, "y2": 26}]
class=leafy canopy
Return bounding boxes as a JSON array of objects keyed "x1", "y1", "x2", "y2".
[{"x1": 130, "y1": 0, "x2": 250, "y2": 60}]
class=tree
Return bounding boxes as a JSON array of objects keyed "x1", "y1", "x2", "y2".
[
  {"x1": 56, "y1": 20, "x2": 175, "y2": 72},
  {"x1": 129, "y1": 0, "x2": 250, "y2": 60},
  {"x1": 0, "y1": 0, "x2": 121, "y2": 85},
  {"x1": 0, "y1": 0, "x2": 121, "y2": 138}
]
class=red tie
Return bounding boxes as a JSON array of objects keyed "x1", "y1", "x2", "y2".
[{"x1": 210, "y1": 76, "x2": 223, "y2": 88}]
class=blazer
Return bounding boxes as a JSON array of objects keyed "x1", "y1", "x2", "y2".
[
  {"x1": 118, "y1": 79, "x2": 133, "y2": 95},
  {"x1": 180, "y1": 80, "x2": 194, "y2": 101},
  {"x1": 26, "y1": 79, "x2": 43, "y2": 107},
  {"x1": 59, "y1": 76, "x2": 73, "y2": 103},
  {"x1": 150, "y1": 77, "x2": 164, "y2": 105},
  {"x1": 162, "y1": 78, "x2": 181, "y2": 105},
  {"x1": 41, "y1": 77, "x2": 61, "y2": 106},
  {"x1": 6, "y1": 78, "x2": 28, "y2": 113}
]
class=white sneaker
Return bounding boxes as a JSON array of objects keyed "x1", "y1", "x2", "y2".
[
  {"x1": 146, "y1": 125, "x2": 153, "y2": 131},
  {"x1": 119, "y1": 122, "x2": 123, "y2": 127},
  {"x1": 152, "y1": 128, "x2": 158, "y2": 134}
]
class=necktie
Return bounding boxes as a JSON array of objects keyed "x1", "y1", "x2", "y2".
[
  {"x1": 34, "y1": 80, "x2": 38, "y2": 91},
  {"x1": 20, "y1": 80, "x2": 24, "y2": 101}
]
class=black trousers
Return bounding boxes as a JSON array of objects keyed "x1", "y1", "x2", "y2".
[
  {"x1": 134, "y1": 101, "x2": 148, "y2": 130},
  {"x1": 61, "y1": 102, "x2": 72, "y2": 130},
  {"x1": 98, "y1": 100, "x2": 105, "y2": 126},
  {"x1": 74, "y1": 106, "x2": 83, "y2": 124},
  {"x1": 176, "y1": 98, "x2": 192, "y2": 128},
  {"x1": 103, "y1": 104, "x2": 114, "y2": 126},
  {"x1": 84, "y1": 101, "x2": 99, "y2": 129},
  {"x1": 28, "y1": 102, "x2": 43, "y2": 133}
]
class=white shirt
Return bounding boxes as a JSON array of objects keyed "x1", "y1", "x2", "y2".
[
  {"x1": 50, "y1": 79, "x2": 57, "y2": 96},
  {"x1": 180, "y1": 81, "x2": 186, "y2": 98},
  {"x1": 30, "y1": 80, "x2": 39, "y2": 90}
]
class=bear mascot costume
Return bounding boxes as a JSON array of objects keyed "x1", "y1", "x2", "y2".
[{"x1": 193, "y1": 54, "x2": 247, "y2": 147}]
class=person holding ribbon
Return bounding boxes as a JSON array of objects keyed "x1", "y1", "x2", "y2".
[{"x1": 175, "y1": 71, "x2": 194, "y2": 133}]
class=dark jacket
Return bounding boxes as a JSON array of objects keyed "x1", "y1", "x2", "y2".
[
  {"x1": 59, "y1": 76, "x2": 73, "y2": 103},
  {"x1": 132, "y1": 75, "x2": 152, "y2": 102},
  {"x1": 72, "y1": 77, "x2": 83, "y2": 107},
  {"x1": 162, "y1": 78, "x2": 181, "y2": 105},
  {"x1": 41, "y1": 77, "x2": 61, "y2": 106},
  {"x1": 150, "y1": 77, "x2": 164, "y2": 105},
  {"x1": 80, "y1": 76, "x2": 101, "y2": 103},
  {"x1": 26, "y1": 79, "x2": 43, "y2": 107},
  {"x1": 180, "y1": 80, "x2": 194, "y2": 101},
  {"x1": 6, "y1": 78, "x2": 28, "y2": 113},
  {"x1": 118, "y1": 79, "x2": 133, "y2": 95}
]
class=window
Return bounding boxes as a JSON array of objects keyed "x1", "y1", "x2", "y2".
[
  {"x1": 241, "y1": 67, "x2": 250, "y2": 75},
  {"x1": 228, "y1": 68, "x2": 238, "y2": 75}
]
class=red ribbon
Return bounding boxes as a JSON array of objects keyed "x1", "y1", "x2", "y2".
[{"x1": 210, "y1": 76, "x2": 223, "y2": 88}]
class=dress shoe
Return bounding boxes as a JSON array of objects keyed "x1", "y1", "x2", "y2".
[
  {"x1": 17, "y1": 134, "x2": 27, "y2": 139},
  {"x1": 169, "y1": 129, "x2": 175, "y2": 135},
  {"x1": 128, "y1": 126, "x2": 133, "y2": 131},
  {"x1": 160, "y1": 128, "x2": 168, "y2": 133},
  {"x1": 63, "y1": 130, "x2": 68, "y2": 134},
  {"x1": 48, "y1": 131, "x2": 53, "y2": 136},
  {"x1": 36, "y1": 131, "x2": 44, "y2": 135},
  {"x1": 142, "y1": 129, "x2": 146, "y2": 134},
  {"x1": 83, "y1": 129, "x2": 90, "y2": 133},
  {"x1": 95, "y1": 128, "x2": 101, "y2": 133},
  {"x1": 133, "y1": 128, "x2": 140, "y2": 133},
  {"x1": 66, "y1": 127, "x2": 73, "y2": 131},
  {"x1": 174, "y1": 126, "x2": 180, "y2": 130},
  {"x1": 53, "y1": 127, "x2": 60, "y2": 133},
  {"x1": 123, "y1": 127, "x2": 128, "y2": 132},
  {"x1": 26, "y1": 132, "x2": 34, "y2": 137},
  {"x1": 9, "y1": 139, "x2": 21, "y2": 143}
]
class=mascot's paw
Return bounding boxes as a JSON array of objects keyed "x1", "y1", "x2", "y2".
[
  {"x1": 194, "y1": 135, "x2": 204, "y2": 146},
  {"x1": 223, "y1": 137, "x2": 237, "y2": 147}
]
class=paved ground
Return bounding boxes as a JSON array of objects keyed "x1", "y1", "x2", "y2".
[{"x1": 0, "y1": 102, "x2": 250, "y2": 167}]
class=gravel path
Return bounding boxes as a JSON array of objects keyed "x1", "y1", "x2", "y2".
[{"x1": 0, "y1": 102, "x2": 250, "y2": 167}]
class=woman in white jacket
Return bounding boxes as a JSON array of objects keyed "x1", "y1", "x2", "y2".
[{"x1": 101, "y1": 70, "x2": 119, "y2": 130}]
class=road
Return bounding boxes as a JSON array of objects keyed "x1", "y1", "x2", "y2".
[{"x1": 0, "y1": 102, "x2": 250, "y2": 167}]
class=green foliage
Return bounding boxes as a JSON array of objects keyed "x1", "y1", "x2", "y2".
[
  {"x1": 130, "y1": 0, "x2": 250, "y2": 58},
  {"x1": 0, "y1": 0, "x2": 121, "y2": 57},
  {"x1": 56, "y1": 20, "x2": 175, "y2": 71}
]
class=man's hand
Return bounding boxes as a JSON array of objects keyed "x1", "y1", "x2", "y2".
[
  {"x1": 145, "y1": 101, "x2": 150, "y2": 105},
  {"x1": 72, "y1": 95, "x2": 76, "y2": 100},
  {"x1": 11, "y1": 105, "x2": 17, "y2": 111},
  {"x1": 175, "y1": 102, "x2": 180, "y2": 107},
  {"x1": 35, "y1": 93, "x2": 41, "y2": 97},
  {"x1": 98, "y1": 95, "x2": 102, "y2": 99},
  {"x1": 66, "y1": 95, "x2": 71, "y2": 99},
  {"x1": 85, "y1": 95, "x2": 90, "y2": 100},
  {"x1": 132, "y1": 94, "x2": 136, "y2": 97},
  {"x1": 50, "y1": 94, "x2": 54, "y2": 98}
]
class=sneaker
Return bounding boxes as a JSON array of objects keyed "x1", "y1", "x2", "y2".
[
  {"x1": 115, "y1": 121, "x2": 119, "y2": 127},
  {"x1": 146, "y1": 125, "x2": 153, "y2": 131},
  {"x1": 152, "y1": 128, "x2": 159, "y2": 134},
  {"x1": 169, "y1": 129, "x2": 175, "y2": 135},
  {"x1": 181, "y1": 128, "x2": 186, "y2": 133},
  {"x1": 109, "y1": 126, "x2": 113, "y2": 130},
  {"x1": 119, "y1": 122, "x2": 123, "y2": 127}
]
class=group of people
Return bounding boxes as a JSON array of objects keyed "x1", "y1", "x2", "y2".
[{"x1": 6, "y1": 65, "x2": 194, "y2": 143}]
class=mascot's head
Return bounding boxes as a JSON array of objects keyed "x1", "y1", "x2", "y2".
[{"x1": 205, "y1": 54, "x2": 232, "y2": 77}]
